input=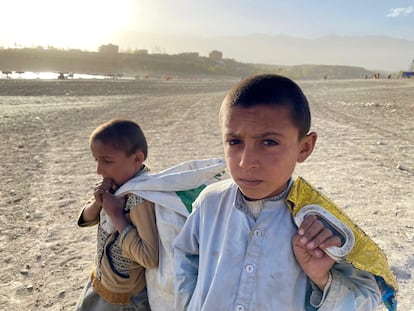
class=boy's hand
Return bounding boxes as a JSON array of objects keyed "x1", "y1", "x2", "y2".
[
  {"x1": 94, "y1": 178, "x2": 117, "y2": 206},
  {"x1": 292, "y1": 214, "x2": 342, "y2": 289},
  {"x1": 101, "y1": 192, "x2": 128, "y2": 232}
]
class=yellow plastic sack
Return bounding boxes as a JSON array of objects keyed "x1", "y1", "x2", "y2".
[{"x1": 286, "y1": 177, "x2": 398, "y2": 310}]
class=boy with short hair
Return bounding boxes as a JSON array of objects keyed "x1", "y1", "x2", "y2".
[
  {"x1": 174, "y1": 74, "x2": 397, "y2": 310},
  {"x1": 75, "y1": 119, "x2": 158, "y2": 310},
  {"x1": 75, "y1": 119, "x2": 227, "y2": 311}
]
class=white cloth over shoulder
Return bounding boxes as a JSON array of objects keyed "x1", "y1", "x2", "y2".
[{"x1": 115, "y1": 158, "x2": 227, "y2": 311}]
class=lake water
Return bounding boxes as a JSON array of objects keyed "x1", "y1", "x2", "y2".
[{"x1": 0, "y1": 70, "x2": 132, "y2": 80}]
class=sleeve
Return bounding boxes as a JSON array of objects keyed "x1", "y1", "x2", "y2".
[
  {"x1": 310, "y1": 262, "x2": 381, "y2": 311},
  {"x1": 77, "y1": 197, "x2": 99, "y2": 227},
  {"x1": 173, "y1": 208, "x2": 201, "y2": 311},
  {"x1": 120, "y1": 199, "x2": 159, "y2": 269}
]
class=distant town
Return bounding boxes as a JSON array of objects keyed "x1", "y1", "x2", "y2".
[{"x1": 1, "y1": 43, "x2": 410, "y2": 80}]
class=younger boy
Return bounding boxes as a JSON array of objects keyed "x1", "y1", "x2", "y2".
[
  {"x1": 174, "y1": 74, "x2": 396, "y2": 310},
  {"x1": 75, "y1": 119, "x2": 158, "y2": 311}
]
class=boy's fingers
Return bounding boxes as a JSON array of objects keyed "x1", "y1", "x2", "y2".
[
  {"x1": 94, "y1": 179, "x2": 116, "y2": 193},
  {"x1": 306, "y1": 228, "x2": 341, "y2": 250},
  {"x1": 311, "y1": 248, "x2": 325, "y2": 258},
  {"x1": 320, "y1": 235, "x2": 342, "y2": 249},
  {"x1": 299, "y1": 215, "x2": 325, "y2": 244},
  {"x1": 298, "y1": 214, "x2": 317, "y2": 235}
]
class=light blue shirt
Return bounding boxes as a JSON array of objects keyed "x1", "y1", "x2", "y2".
[{"x1": 174, "y1": 179, "x2": 381, "y2": 311}]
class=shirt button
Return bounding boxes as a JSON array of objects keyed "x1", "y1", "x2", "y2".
[
  {"x1": 236, "y1": 305, "x2": 245, "y2": 311},
  {"x1": 246, "y1": 264, "x2": 254, "y2": 273},
  {"x1": 254, "y1": 229, "x2": 262, "y2": 237}
]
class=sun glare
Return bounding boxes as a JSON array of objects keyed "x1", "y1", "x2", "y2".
[{"x1": 2, "y1": 0, "x2": 135, "y2": 50}]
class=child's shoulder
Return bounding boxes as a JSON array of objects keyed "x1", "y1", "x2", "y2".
[
  {"x1": 196, "y1": 178, "x2": 235, "y2": 202},
  {"x1": 125, "y1": 193, "x2": 153, "y2": 211}
]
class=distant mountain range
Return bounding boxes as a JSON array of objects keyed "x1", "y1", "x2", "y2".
[{"x1": 110, "y1": 32, "x2": 414, "y2": 72}]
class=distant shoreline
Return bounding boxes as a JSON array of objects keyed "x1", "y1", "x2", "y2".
[{"x1": 0, "y1": 47, "x2": 378, "y2": 80}]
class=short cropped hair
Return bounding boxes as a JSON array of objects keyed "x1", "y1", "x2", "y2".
[
  {"x1": 220, "y1": 74, "x2": 311, "y2": 138},
  {"x1": 90, "y1": 119, "x2": 148, "y2": 159}
]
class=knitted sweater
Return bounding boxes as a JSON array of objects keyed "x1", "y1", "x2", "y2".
[{"x1": 78, "y1": 194, "x2": 158, "y2": 304}]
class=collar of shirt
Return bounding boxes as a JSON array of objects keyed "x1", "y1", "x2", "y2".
[{"x1": 236, "y1": 178, "x2": 293, "y2": 219}]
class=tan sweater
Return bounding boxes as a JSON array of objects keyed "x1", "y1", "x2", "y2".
[{"x1": 78, "y1": 194, "x2": 159, "y2": 304}]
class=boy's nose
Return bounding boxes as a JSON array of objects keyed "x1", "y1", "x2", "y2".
[
  {"x1": 96, "y1": 162, "x2": 104, "y2": 175},
  {"x1": 239, "y1": 146, "x2": 258, "y2": 169}
]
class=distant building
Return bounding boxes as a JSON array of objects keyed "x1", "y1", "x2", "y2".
[
  {"x1": 209, "y1": 50, "x2": 223, "y2": 61},
  {"x1": 178, "y1": 52, "x2": 199, "y2": 58},
  {"x1": 134, "y1": 49, "x2": 148, "y2": 55},
  {"x1": 99, "y1": 44, "x2": 119, "y2": 55}
]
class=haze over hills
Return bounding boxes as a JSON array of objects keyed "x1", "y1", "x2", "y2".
[
  {"x1": 0, "y1": 47, "x2": 374, "y2": 81},
  {"x1": 110, "y1": 31, "x2": 414, "y2": 72},
  {"x1": 2, "y1": 32, "x2": 412, "y2": 79}
]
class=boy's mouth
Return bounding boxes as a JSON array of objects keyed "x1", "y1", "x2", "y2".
[{"x1": 238, "y1": 178, "x2": 262, "y2": 187}]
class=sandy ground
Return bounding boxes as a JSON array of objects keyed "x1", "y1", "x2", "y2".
[{"x1": 0, "y1": 78, "x2": 413, "y2": 310}]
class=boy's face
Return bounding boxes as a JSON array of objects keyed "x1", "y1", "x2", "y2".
[
  {"x1": 221, "y1": 104, "x2": 316, "y2": 200},
  {"x1": 90, "y1": 139, "x2": 144, "y2": 187}
]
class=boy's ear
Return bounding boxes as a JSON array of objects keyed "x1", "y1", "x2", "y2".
[
  {"x1": 134, "y1": 150, "x2": 145, "y2": 164},
  {"x1": 297, "y1": 132, "x2": 317, "y2": 163}
]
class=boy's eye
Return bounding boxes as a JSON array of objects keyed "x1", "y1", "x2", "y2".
[
  {"x1": 95, "y1": 158, "x2": 114, "y2": 164},
  {"x1": 227, "y1": 139, "x2": 241, "y2": 145},
  {"x1": 263, "y1": 139, "x2": 278, "y2": 146}
]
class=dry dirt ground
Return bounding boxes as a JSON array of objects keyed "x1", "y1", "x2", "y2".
[{"x1": 0, "y1": 78, "x2": 413, "y2": 310}]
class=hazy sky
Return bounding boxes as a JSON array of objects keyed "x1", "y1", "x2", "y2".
[{"x1": 1, "y1": 0, "x2": 414, "y2": 50}]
